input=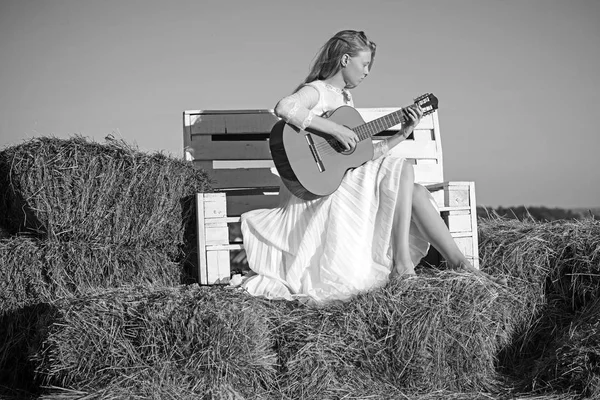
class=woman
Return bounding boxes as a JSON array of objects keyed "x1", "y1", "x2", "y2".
[{"x1": 239, "y1": 30, "x2": 502, "y2": 303}]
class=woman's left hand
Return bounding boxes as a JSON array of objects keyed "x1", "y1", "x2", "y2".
[{"x1": 399, "y1": 105, "x2": 424, "y2": 139}]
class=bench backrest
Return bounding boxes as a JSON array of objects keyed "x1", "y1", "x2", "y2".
[{"x1": 183, "y1": 108, "x2": 444, "y2": 215}]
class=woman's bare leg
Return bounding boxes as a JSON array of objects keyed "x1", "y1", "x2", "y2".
[
  {"x1": 411, "y1": 184, "x2": 506, "y2": 284},
  {"x1": 391, "y1": 161, "x2": 416, "y2": 277},
  {"x1": 411, "y1": 184, "x2": 467, "y2": 267}
]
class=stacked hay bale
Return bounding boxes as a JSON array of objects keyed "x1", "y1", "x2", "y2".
[
  {"x1": 0, "y1": 136, "x2": 211, "y2": 391},
  {"x1": 0, "y1": 136, "x2": 212, "y2": 256},
  {"x1": 0, "y1": 136, "x2": 212, "y2": 306},
  {"x1": 21, "y1": 271, "x2": 521, "y2": 399},
  {"x1": 267, "y1": 271, "x2": 518, "y2": 398},
  {"x1": 32, "y1": 285, "x2": 278, "y2": 399},
  {"x1": 478, "y1": 216, "x2": 600, "y2": 398}
]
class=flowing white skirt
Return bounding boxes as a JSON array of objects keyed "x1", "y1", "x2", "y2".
[{"x1": 240, "y1": 156, "x2": 435, "y2": 303}]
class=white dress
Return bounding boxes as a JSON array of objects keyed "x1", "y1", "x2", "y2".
[{"x1": 240, "y1": 80, "x2": 433, "y2": 303}]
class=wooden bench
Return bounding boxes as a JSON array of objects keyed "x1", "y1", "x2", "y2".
[{"x1": 183, "y1": 109, "x2": 479, "y2": 285}]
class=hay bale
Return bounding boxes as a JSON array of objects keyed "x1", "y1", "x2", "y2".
[
  {"x1": 34, "y1": 285, "x2": 277, "y2": 398},
  {"x1": 479, "y1": 217, "x2": 600, "y2": 309},
  {"x1": 0, "y1": 136, "x2": 212, "y2": 258},
  {"x1": 29, "y1": 272, "x2": 518, "y2": 399},
  {"x1": 0, "y1": 237, "x2": 182, "y2": 313},
  {"x1": 268, "y1": 271, "x2": 518, "y2": 398},
  {"x1": 478, "y1": 217, "x2": 600, "y2": 396}
]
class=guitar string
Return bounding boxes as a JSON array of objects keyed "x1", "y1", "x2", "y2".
[
  {"x1": 310, "y1": 110, "x2": 419, "y2": 154},
  {"x1": 312, "y1": 112, "x2": 406, "y2": 152}
]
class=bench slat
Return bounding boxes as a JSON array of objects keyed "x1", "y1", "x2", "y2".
[
  {"x1": 197, "y1": 162, "x2": 282, "y2": 188},
  {"x1": 197, "y1": 159, "x2": 443, "y2": 187},
  {"x1": 191, "y1": 136, "x2": 272, "y2": 160},
  {"x1": 186, "y1": 109, "x2": 435, "y2": 134},
  {"x1": 190, "y1": 135, "x2": 440, "y2": 161},
  {"x1": 227, "y1": 193, "x2": 281, "y2": 216},
  {"x1": 190, "y1": 112, "x2": 278, "y2": 135}
]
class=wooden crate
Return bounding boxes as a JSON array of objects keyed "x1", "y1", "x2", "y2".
[{"x1": 184, "y1": 108, "x2": 479, "y2": 284}]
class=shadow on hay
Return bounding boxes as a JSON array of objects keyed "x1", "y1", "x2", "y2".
[
  {"x1": 0, "y1": 303, "x2": 58, "y2": 397},
  {"x1": 0, "y1": 185, "x2": 47, "y2": 241},
  {"x1": 179, "y1": 194, "x2": 201, "y2": 285}
]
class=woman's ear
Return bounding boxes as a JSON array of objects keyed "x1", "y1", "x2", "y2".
[{"x1": 341, "y1": 54, "x2": 349, "y2": 67}]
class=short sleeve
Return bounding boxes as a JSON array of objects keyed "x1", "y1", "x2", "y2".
[{"x1": 274, "y1": 85, "x2": 320, "y2": 130}]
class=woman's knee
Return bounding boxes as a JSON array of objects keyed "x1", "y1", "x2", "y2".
[
  {"x1": 412, "y1": 183, "x2": 429, "y2": 203},
  {"x1": 399, "y1": 160, "x2": 414, "y2": 184}
]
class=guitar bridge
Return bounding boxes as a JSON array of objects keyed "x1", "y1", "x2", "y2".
[{"x1": 305, "y1": 134, "x2": 325, "y2": 173}]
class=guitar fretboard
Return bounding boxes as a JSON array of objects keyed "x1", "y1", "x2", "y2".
[{"x1": 354, "y1": 108, "x2": 407, "y2": 141}]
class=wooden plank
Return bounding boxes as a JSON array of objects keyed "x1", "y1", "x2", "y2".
[
  {"x1": 213, "y1": 160, "x2": 274, "y2": 169},
  {"x1": 195, "y1": 194, "x2": 208, "y2": 285},
  {"x1": 205, "y1": 220, "x2": 229, "y2": 245},
  {"x1": 468, "y1": 181, "x2": 480, "y2": 269},
  {"x1": 432, "y1": 112, "x2": 443, "y2": 167},
  {"x1": 183, "y1": 112, "x2": 193, "y2": 158},
  {"x1": 227, "y1": 193, "x2": 280, "y2": 216},
  {"x1": 375, "y1": 129, "x2": 433, "y2": 141},
  {"x1": 451, "y1": 231, "x2": 476, "y2": 238},
  {"x1": 202, "y1": 192, "x2": 227, "y2": 218},
  {"x1": 438, "y1": 206, "x2": 471, "y2": 212},
  {"x1": 413, "y1": 129, "x2": 433, "y2": 141},
  {"x1": 207, "y1": 244, "x2": 244, "y2": 251},
  {"x1": 199, "y1": 165, "x2": 282, "y2": 189},
  {"x1": 206, "y1": 250, "x2": 231, "y2": 284},
  {"x1": 454, "y1": 236, "x2": 476, "y2": 262},
  {"x1": 412, "y1": 163, "x2": 444, "y2": 184},
  {"x1": 191, "y1": 135, "x2": 439, "y2": 162},
  {"x1": 190, "y1": 112, "x2": 278, "y2": 135},
  {"x1": 445, "y1": 186, "x2": 471, "y2": 208},
  {"x1": 200, "y1": 159, "x2": 443, "y2": 187},
  {"x1": 185, "y1": 109, "x2": 275, "y2": 122},
  {"x1": 381, "y1": 139, "x2": 439, "y2": 160},
  {"x1": 430, "y1": 189, "x2": 445, "y2": 209},
  {"x1": 185, "y1": 109, "x2": 436, "y2": 135},
  {"x1": 190, "y1": 135, "x2": 272, "y2": 160},
  {"x1": 423, "y1": 182, "x2": 473, "y2": 208},
  {"x1": 445, "y1": 213, "x2": 473, "y2": 233},
  {"x1": 192, "y1": 138, "x2": 440, "y2": 162}
]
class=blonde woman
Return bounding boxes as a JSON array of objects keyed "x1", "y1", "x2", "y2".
[{"x1": 239, "y1": 30, "x2": 503, "y2": 303}]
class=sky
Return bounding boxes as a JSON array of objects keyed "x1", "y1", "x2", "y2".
[{"x1": 1, "y1": 0, "x2": 599, "y2": 208}]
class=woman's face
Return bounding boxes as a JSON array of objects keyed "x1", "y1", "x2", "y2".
[{"x1": 342, "y1": 50, "x2": 371, "y2": 89}]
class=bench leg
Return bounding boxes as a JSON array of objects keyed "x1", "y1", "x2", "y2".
[{"x1": 196, "y1": 193, "x2": 232, "y2": 285}]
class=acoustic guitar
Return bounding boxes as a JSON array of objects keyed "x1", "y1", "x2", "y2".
[{"x1": 269, "y1": 93, "x2": 439, "y2": 200}]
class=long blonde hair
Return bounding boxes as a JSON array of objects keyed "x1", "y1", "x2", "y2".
[{"x1": 296, "y1": 30, "x2": 377, "y2": 92}]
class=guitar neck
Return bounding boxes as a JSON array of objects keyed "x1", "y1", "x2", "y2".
[{"x1": 354, "y1": 108, "x2": 409, "y2": 141}]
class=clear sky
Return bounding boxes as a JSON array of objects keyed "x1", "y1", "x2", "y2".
[{"x1": 1, "y1": 0, "x2": 599, "y2": 208}]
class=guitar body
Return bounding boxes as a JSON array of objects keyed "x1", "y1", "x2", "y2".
[{"x1": 269, "y1": 106, "x2": 373, "y2": 200}]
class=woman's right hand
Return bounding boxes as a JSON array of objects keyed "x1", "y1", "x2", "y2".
[{"x1": 332, "y1": 124, "x2": 359, "y2": 151}]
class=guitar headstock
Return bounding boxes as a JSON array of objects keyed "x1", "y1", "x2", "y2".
[{"x1": 413, "y1": 93, "x2": 438, "y2": 116}]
